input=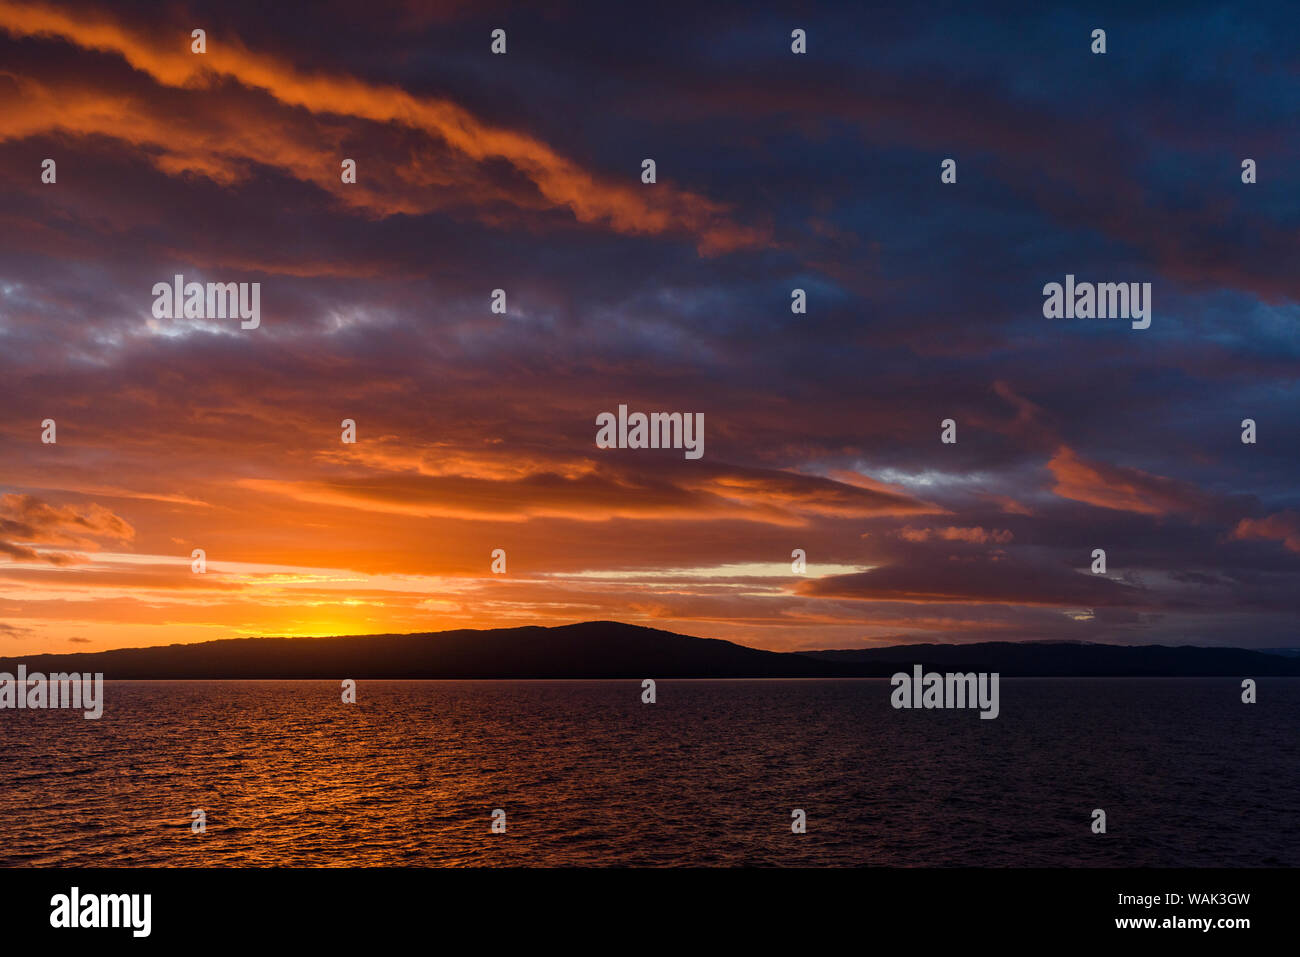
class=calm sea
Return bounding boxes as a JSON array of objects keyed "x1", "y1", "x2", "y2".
[{"x1": 0, "y1": 678, "x2": 1295, "y2": 866}]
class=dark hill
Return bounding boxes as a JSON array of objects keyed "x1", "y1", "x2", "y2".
[
  {"x1": 1, "y1": 623, "x2": 1295, "y2": 678},
  {"x1": 805, "y1": 641, "x2": 1300, "y2": 677},
  {"x1": 0, "y1": 621, "x2": 832, "y2": 679}
]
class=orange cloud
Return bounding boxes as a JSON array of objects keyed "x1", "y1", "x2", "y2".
[
  {"x1": 237, "y1": 461, "x2": 938, "y2": 526},
  {"x1": 1046, "y1": 445, "x2": 1213, "y2": 517},
  {"x1": 897, "y1": 526, "x2": 1013, "y2": 544},
  {"x1": 978, "y1": 493, "x2": 1035, "y2": 516},
  {"x1": 0, "y1": 1, "x2": 767, "y2": 254},
  {"x1": 0, "y1": 493, "x2": 135, "y2": 564},
  {"x1": 1231, "y1": 511, "x2": 1300, "y2": 553}
]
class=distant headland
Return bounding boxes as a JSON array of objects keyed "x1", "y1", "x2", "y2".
[{"x1": 1, "y1": 622, "x2": 1296, "y2": 679}]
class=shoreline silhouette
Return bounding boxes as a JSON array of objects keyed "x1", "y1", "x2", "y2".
[{"x1": 2, "y1": 621, "x2": 1296, "y2": 680}]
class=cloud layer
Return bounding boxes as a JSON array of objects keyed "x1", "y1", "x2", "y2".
[{"x1": 0, "y1": 1, "x2": 1296, "y2": 652}]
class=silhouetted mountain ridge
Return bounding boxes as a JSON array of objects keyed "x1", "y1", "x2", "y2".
[
  {"x1": 804, "y1": 641, "x2": 1300, "y2": 676},
  {"x1": 1, "y1": 622, "x2": 1296, "y2": 678}
]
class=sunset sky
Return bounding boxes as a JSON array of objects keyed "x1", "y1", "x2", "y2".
[{"x1": 1, "y1": 1, "x2": 1297, "y2": 654}]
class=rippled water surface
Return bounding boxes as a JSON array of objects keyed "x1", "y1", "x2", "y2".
[{"x1": 0, "y1": 679, "x2": 1295, "y2": 866}]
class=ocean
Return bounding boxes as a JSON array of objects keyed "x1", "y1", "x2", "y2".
[{"x1": 0, "y1": 678, "x2": 1295, "y2": 866}]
